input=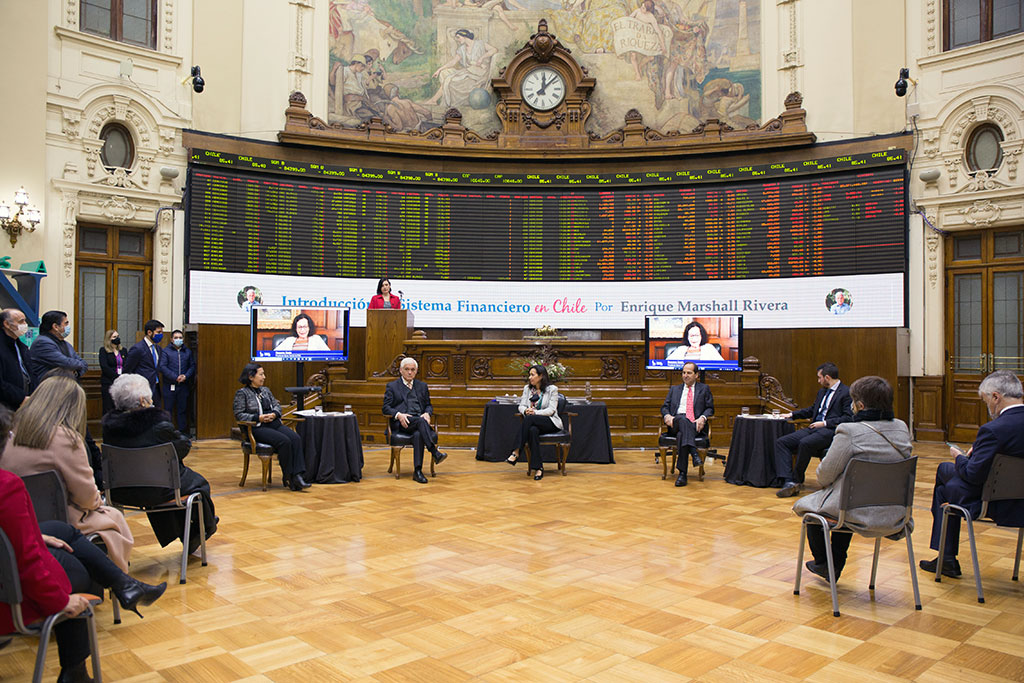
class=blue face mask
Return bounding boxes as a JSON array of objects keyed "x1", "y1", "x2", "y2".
[
  {"x1": 172, "y1": 338, "x2": 183, "y2": 348},
  {"x1": 61, "y1": 325, "x2": 72, "y2": 339},
  {"x1": 152, "y1": 332, "x2": 164, "y2": 343}
]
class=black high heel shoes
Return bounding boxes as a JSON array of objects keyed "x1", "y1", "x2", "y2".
[{"x1": 113, "y1": 576, "x2": 167, "y2": 618}]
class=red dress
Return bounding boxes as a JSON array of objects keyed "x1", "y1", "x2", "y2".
[
  {"x1": 0, "y1": 469, "x2": 71, "y2": 633},
  {"x1": 368, "y1": 294, "x2": 401, "y2": 309}
]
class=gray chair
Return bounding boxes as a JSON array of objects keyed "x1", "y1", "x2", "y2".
[
  {"x1": 935, "y1": 453, "x2": 1024, "y2": 603},
  {"x1": 0, "y1": 528, "x2": 103, "y2": 683},
  {"x1": 20, "y1": 471, "x2": 121, "y2": 625},
  {"x1": 658, "y1": 417, "x2": 718, "y2": 481},
  {"x1": 794, "y1": 457, "x2": 922, "y2": 617},
  {"x1": 385, "y1": 422, "x2": 436, "y2": 479},
  {"x1": 100, "y1": 443, "x2": 207, "y2": 585}
]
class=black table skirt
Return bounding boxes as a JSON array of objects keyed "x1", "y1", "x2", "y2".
[
  {"x1": 723, "y1": 416, "x2": 794, "y2": 487},
  {"x1": 297, "y1": 414, "x2": 364, "y2": 483},
  {"x1": 476, "y1": 401, "x2": 614, "y2": 464}
]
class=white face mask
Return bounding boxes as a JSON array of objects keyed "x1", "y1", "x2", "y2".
[{"x1": 15, "y1": 323, "x2": 27, "y2": 337}]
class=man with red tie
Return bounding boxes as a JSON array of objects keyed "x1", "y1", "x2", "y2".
[{"x1": 661, "y1": 361, "x2": 715, "y2": 487}]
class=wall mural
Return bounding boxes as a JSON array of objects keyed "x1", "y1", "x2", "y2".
[{"x1": 327, "y1": 0, "x2": 761, "y2": 135}]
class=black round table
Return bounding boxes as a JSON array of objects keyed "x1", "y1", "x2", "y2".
[
  {"x1": 723, "y1": 415, "x2": 795, "y2": 487},
  {"x1": 475, "y1": 400, "x2": 614, "y2": 464},
  {"x1": 296, "y1": 413, "x2": 364, "y2": 483}
]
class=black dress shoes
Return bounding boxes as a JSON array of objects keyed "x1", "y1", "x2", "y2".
[
  {"x1": 112, "y1": 576, "x2": 167, "y2": 618},
  {"x1": 57, "y1": 662, "x2": 93, "y2": 683},
  {"x1": 675, "y1": 472, "x2": 687, "y2": 487},
  {"x1": 533, "y1": 469, "x2": 544, "y2": 481},
  {"x1": 289, "y1": 474, "x2": 312, "y2": 491},
  {"x1": 805, "y1": 560, "x2": 841, "y2": 582},
  {"x1": 433, "y1": 451, "x2": 448, "y2": 465},
  {"x1": 776, "y1": 481, "x2": 801, "y2": 497},
  {"x1": 920, "y1": 557, "x2": 962, "y2": 578},
  {"x1": 506, "y1": 453, "x2": 518, "y2": 466},
  {"x1": 413, "y1": 470, "x2": 429, "y2": 484}
]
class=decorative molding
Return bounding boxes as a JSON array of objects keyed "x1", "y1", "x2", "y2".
[
  {"x1": 288, "y1": 0, "x2": 313, "y2": 94},
  {"x1": 925, "y1": 226, "x2": 941, "y2": 289},
  {"x1": 158, "y1": 209, "x2": 173, "y2": 283},
  {"x1": 62, "y1": 108, "x2": 82, "y2": 140},
  {"x1": 158, "y1": 126, "x2": 176, "y2": 155},
  {"x1": 98, "y1": 195, "x2": 140, "y2": 223},
  {"x1": 925, "y1": 0, "x2": 938, "y2": 55},
  {"x1": 956, "y1": 170, "x2": 1007, "y2": 193},
  {"x1": 959, "y1": 200, "x2": 1001, "y2": 226},
  {"x1": 163, "y1": 0, "x2": 175, "y2": 52},
  {"x1": 61, "y1": 190, "x2": 79, "y2": 278},
  {"x1": 921, "y1": 127, "x2": 940, "y2": 158},
  {"x1": 64, "y1": 0, "x2": 78, "y2": 28},
  {"x1": 1004, "y1": 143, "x2": 1021, "y2": 180},
  {"x1": 943, "y1": 155, "x2": 961, "y2": 189}
]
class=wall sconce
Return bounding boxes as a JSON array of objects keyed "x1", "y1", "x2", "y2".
[{"x1": 0, "y1": 187, "x2": 41, "y2": 247}]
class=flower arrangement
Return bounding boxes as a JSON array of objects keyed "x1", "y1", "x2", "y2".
[
  {"x1": 534, "y1": 325, "x2": 560, "y2": 337},
  {"x1": 511, "y1": 343, "x2": 570, "y2": 382}
]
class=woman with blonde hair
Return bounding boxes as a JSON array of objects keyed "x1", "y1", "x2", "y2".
[
  {"x1": 98, "y1": 328, "x2": 125, "y2": 414},
  {"x1": 0, "y1": 375, "x2": 134, "y2": 571}
]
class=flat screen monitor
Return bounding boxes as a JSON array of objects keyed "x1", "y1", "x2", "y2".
[
  {"x1": 645, "y1": 315, "x2": 743, "y2": 371},
  {"x1": 250, "y1": 306, "x2": 350, "y2": 362}
]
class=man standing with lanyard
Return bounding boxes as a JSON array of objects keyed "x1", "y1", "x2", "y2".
[
  {"x1": 125, "y1": 319, "x2": 165, "y2": 407},
  {"x1": 158, "y1": 329, "x2": 194, "y2": 432},
  {"x1": 774, "y1": 361, "x2": 853, "y2": 497}
]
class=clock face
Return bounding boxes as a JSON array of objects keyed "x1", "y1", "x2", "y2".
[{"x1": 521, "y1": 67, "x2": 566, "y2": 111}]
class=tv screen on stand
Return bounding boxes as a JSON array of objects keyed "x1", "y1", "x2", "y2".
[
  {"x1": 250, "y1": 306, "x2": 350, "y2": 362},
  {"x1": 645, "y1": 315, "x2": 743, "y2": 371}
]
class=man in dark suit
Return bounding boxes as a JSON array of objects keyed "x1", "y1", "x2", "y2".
[
  {"x1": 661, "y1": 361, "x2": 714, "y2": 487},
  {"x1": 920, "y1": 370, "x2": 1024, "y2": 578},
  {"x1": 124, "y1": 319, "x2": 164, "y2": 406},
  {"x1": 775, "y1": 361, "x2": 853, "y2": 497},
  {"x1": 382, "y1": 357, "x2": 448, "y2": 484},
  {"x1": 0, "y1": 308, "x2": 32, "y2": 411},
  {"x1": 27, "y1": 309, "x2": 88, "y2": 387}
]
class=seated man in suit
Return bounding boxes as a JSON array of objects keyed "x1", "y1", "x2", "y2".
[
  {"x1": 382, "y1": 357, "x2": 448, "y2": 484},
  {"x1": 920, "y1": 370, "x2": 1024, "y2": 578},
  {"x1": 775, "y1": 361, "x2": 853, "y2": 497},
  {"x1": 124, "y1": 319, "x2": 164, "y2": 406},
  {"x1": 661, "y1": 361, "x2": 714, "y2": 487}
]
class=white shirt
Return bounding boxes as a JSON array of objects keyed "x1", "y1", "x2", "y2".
[{"x1": 676, "y1": 384, "x2": 694, "y2": 415}]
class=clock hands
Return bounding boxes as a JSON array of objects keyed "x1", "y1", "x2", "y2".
[{"x1": 536, "y1": 73, "x2": 549, "y2": 96}]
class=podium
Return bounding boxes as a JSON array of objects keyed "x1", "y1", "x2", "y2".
[{"x1": 365, "y1": 309, "x2": 414, "y2": 375}]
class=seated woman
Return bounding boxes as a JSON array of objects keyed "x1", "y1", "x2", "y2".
[
  {"x1": 665, "y1": 321, "x2": 724, "y2": 362},
  {"x1": 273, "y1": 313, "x2": 330, "y2": 352},
  {"x1": 793, "y1": 375, "x2": 913, "y2": 581},
  {"x1": 1, "y1": 464, "x2": 166, "y2": 683},
  {"x1": 1, "y1": 376, "x2": 134, "y2": 572},
  {"x1": 233, "y1": 363, "x2": 312, "y2": 491},
  {"x1": 101, "y1": 374, "x2": 218, "y2": 553},
  {"x1": 506, "y1": 364, "x2": 561, "y2": 481},
  {"x1": 368, "y1": 276, "x2": 401, "y2": 309}
]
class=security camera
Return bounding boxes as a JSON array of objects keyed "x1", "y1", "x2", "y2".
[
  {"x1": 191, "y1": 65, "x2": 205, "y2": 94},
  {"x1": 894, "y1": 67, "x2": 910, "y2": 97}
]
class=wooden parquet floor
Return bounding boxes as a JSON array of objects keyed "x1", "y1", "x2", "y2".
[{"x1": 3, "y1": 441, "x2": 1024, "y2": 681}]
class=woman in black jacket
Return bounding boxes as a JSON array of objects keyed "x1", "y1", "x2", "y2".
[{"x1": 97, "y1": 329, "x2": 124, "y2": 415}]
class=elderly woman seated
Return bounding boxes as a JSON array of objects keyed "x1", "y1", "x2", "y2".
[{"x1": 101, "y1": 373, "x2": 217, "y2": 553}]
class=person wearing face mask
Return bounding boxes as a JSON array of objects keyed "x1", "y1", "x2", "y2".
[
  {"x1": 124, "y1": 319, "x2": 165, "y2": 406},
  {"x1": 157, "y1": 330, "x2": 195, "y2": 432},
  {"x1": 27, "y1": 310, "x2": 88, "y2": 389},
  {"x1": 0, "y1": 308, "x2": 33, "y2": 411},
  {"x1": 98, "y1": 329, "x2": 126, "y2": 415}
]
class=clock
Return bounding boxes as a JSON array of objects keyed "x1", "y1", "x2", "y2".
[{"x1": 521, "y1": 66, "x2": 566, "y2": 111}]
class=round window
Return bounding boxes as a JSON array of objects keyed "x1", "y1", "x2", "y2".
[
  {"x1": 965, "y1": 123, "x2": 1003, "y2": 173},
  {"x1": 99, "y1": 123, "x2": 135, "y2": 169}
]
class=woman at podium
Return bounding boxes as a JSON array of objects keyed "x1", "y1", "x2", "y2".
[{"x1": 368, "y1": 277, "x2": 401, "y2": 309}]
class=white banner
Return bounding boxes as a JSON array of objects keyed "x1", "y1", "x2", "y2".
[{"x1": 190, "y1": 271, "x2": 904, "y2": 329}]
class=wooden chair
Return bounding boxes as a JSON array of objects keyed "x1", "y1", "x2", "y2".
[
  {"x1": 934, "y1": 453, "x2": 1024, "y2": 604},
  {"x1": 520, "y1": 395, "x2": 576, "y2": 477},
  {"x1": 385, "y1": 421, "x2": 436, "y2": 480},
  {"x1": 794, "y1": 456, "x2": 921, "y2": 617},
  {"x1": 235, "y1": 421, "x2": 276, "y2": 491},
  {"x1": 20, "y1": 471, "x2": 121, "y2": 625},
  {"x1": 101, "y1": 443, "x2": 207, "y2": 585},
  {"x1": 658, "y1": 417, "x2": 717, "y2": 481},
  {"x1": 0, "y1": 528, "x2": 103, "y2": 683}
]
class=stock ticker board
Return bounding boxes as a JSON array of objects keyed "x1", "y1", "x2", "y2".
[{"x1": 186, "y1": 149, "x2": 907, "y2": 282}]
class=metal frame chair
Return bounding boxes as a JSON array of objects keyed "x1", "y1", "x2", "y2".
[
  {"x1": 385, "y1": 421, "x2": 437, "y2": 479},
  {"x1": 0, "y1": 529, "x2": 103, "y2": 683},
  {"x1": 100, "y1": 443, "x2": 207, "y2": 585},
  {"x1": 794, "y1": 456, "x2": 922, "y2": 617},
  {"x1": 935, "y1": 453, "x2": 1024, "y2": 603},
  {"x1": 20, "y1": 471, "x2": 121, "y2": 625},
  {"x1": 236, "y1": 421, "x2": 277, "y2": 490},
  {"x1": 657, "y1": 417, "x2": 718, "y2": 481},
  {"x1": 521, "y1": 395, "x2": 576, "y2": 478}
]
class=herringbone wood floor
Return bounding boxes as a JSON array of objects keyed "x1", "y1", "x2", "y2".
[{"x1": 3, "y1": 440, "x2": 1023, "y2": 681}]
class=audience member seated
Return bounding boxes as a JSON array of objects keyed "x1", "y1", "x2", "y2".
[
  {"x1": 233, "y1": 362, "x2": 312, "y2": 491},
  {"x1": 27, "y1": 310, "x2": 88, "y2": 388},
  {"x1": 0, "y1": 307, "x2": 32, "y2": 412},
  {"x1": 775, "y1": 361, "x2": 854, "y2": 498},
  {"x1": 0, "y1": 376, "x2": 133, "y2": 571},
  {"x1": 382, "y1": 357, "x2": 448, "y2": 484},
  {"x1": 919, "y1": 370, "x2": 1024, "y2": 578},
  {"x1": 1, "y1": 406, "x2": 165, "y2": 683},
  {"x1": 792, "y1": 376, "x2": 913, "y2": 581},
  {"x1": 505, "y1": 364, "x2": 561, "y2": 481},
  {"x1": 661, "y1": 361, "x2": 714, "y2": 487},
  {"x1": 102, "y1": 374, "x2": 218, "y2": 553}
]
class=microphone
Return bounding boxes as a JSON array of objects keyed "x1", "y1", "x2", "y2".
[{"x1": 397, "y1": 290, "x2": 404, "y2": 298}]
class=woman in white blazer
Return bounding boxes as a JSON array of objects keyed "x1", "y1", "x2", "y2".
[{"x1": 506, "y1": 364, "x2": 561, "y2": 480}]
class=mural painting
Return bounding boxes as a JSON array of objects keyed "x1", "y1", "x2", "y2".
[{"x1": 327, "y1": 0, "x2": 760, "y2": 135}]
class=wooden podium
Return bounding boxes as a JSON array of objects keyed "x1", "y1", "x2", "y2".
[{"x1": 365, "y1": 309, "x2": 414, "y2": 375}]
